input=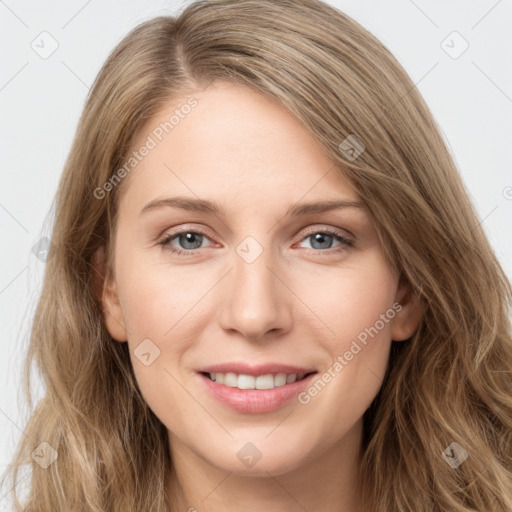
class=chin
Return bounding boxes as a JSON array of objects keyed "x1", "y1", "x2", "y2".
[{"x1": 198, "y1": 437, "x2": 311, "y2": 476}]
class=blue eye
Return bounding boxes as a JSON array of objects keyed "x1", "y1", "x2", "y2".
[
  {"x1": 158, "y1": 230, "x2": 211, "y2": 256},
  {"x1": 298, "y1": 230, "x2": 354, "y2": 252},
  {"x1": 158, "y1": 228, "x2": 354, "y2": 256}
]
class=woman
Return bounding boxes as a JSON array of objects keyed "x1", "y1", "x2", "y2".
[{"x1": 3, "y1": 0, "x2": 511, "y2": 510}]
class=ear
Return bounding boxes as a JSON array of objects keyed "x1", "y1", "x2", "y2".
[
  {"x1": 92, "y1": 246, "x2": 128, "y2": 342},
  {"x1": 391, "y1": 275, "x2": 423, "y2": 342}
]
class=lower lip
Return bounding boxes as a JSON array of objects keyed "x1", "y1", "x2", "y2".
[{"x1": 198, "y1": 372, "x2": 317, "y2": 414}]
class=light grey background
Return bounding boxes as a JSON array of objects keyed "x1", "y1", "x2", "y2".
[{"x1": 1, "y1": 0, "x2": 511, "y2": 504}]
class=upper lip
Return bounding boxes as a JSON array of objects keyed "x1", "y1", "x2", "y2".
[{"x1": 197, "y1": 362, "x2": 317, "y2": 376}]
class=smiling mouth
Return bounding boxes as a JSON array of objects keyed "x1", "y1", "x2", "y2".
[{"x1": 200, "y1": 371, "x2": 316, "y2": 390}]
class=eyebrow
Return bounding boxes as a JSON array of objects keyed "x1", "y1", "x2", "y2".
[{"x1": 139, "y1": 196, "x2": 365, "y2": 218}]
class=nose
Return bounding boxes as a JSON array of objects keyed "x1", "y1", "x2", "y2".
[{"x1": 218, "y1": 244, "x2": 293, "y2": 342}]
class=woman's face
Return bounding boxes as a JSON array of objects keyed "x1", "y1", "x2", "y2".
[{"x1": 100, "y1": 80, "x2": 420, "y2": 476}]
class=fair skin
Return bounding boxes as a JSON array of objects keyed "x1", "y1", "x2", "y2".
[{"x1": 96, "y1": 80, "x2": 422, "y2": 511}]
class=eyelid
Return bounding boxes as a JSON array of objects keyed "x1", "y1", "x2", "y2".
[
  {"x1": 158, "y1": 223, "x2": 355, "y2": 257},
  {"x1": 157, "y1": 223, "x2": 214, "y2": 240},
  {"x1": 158, "y1": 224, "x2": 354, "y2": 244},
  {"x1": 293, "y1": 227, "x2": 354, "y2": 253},
  {"x1": 157, "y1": 225, "x2": 216, "y2": 247},
  {"x1": 298, "y1": 224, "x2": 355, "y2": 243}
]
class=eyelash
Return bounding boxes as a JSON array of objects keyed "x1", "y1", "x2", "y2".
[{"x1": 157, "y1": 227, "x2": 354, "y2": 257}]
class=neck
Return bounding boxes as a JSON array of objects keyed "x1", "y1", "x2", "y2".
[{"x1": 168, "y1": 419, "x2": 364, "y2": 512}]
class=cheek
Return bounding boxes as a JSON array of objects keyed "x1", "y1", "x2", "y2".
[
  {"x1": 295, "y1": 256, "x2": 398, "y2": 409},
  {"x1": 118, "y1": 273, "x2": 193, "y2": 425},
  {"x1": 117, "y1": 253, "x2": 203, "y2": 341},
  {"x1": 115, "y1": 255, "x2": 214, "y2": 412},
  {"x1": 290, "y1": 295, "x2": 396, "y2": 458},
  {"x1": 297, "y1": 256, "x2": 398, "y2": 348}
]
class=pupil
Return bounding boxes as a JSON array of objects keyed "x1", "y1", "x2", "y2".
[
  {"x1": 180, "y1": 232, "x2": 202, "y2": 249},
  {"x1": 312, "y1": 233, "x2": 332, "y2": 249}
]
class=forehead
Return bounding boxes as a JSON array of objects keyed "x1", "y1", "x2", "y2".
[{"x1": 117, "y1": 80, "x2": 359, "y2": 214}]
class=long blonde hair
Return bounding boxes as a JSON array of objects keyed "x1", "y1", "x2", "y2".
[{"x1": 3, "y1": 0, "x2": 512, "y2": 510}]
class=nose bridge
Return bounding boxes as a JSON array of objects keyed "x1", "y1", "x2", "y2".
[{"x1": 219, "y1": 235, "x2": 291, "y2": 340}]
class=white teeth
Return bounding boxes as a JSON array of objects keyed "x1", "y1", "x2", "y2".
[
  {"x1": 224, "y1": 372, "x2": 238, "y2": 387},
  {"x1": 274, "y1": 373, "x2": 287, "y2": 387},
  {"x1": 238, "y1": 374, "x2": 256, "y2": 389},
  {"x1": 286, "y1": 374, "x2": 297, "y2": 384},
  {"x1": 208, "y1": 371, "x2": 307, "y2": 389},
  {"x1": 255, "y1": 374, "x2": 274, "y2": 389}
]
